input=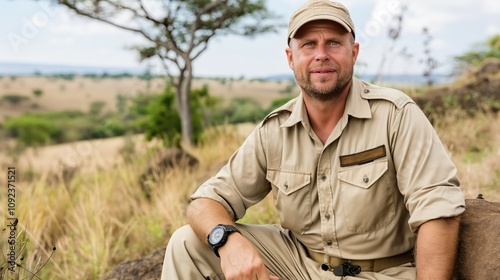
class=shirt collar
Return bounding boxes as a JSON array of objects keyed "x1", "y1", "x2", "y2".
[
  {"x1": 345, "y1": 77, "x2": 372, "y2": 119},
  {"x1": 281, "y1": 94, "x2": 307, "y2": 128}
]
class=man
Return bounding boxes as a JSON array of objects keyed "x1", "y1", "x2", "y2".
[{"x1": 162, "y1": 0, "x2": 465, "y2": 279}]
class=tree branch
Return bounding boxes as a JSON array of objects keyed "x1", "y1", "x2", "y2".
[{"x1": 188, "y1": 0, "x2": 228, "y2": 53}]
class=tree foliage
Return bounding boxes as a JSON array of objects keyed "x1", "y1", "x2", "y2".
[
  {"x1": 142, "y1": 84, "x2": 219, "y2": 147},
  {"x1": 454, "y1": 34, "x2": 500, "y2": 71},
  {"x1": 56, "y1": 0, "x2": 281, "y2": 146}
]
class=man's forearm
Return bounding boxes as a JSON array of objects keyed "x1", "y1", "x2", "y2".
[
  {"x1": 415, "y1": 216, "x2": 461, "y2": 280},
  {"x1": 187, "y1": 198, "x2": 236, "y2": 244}
]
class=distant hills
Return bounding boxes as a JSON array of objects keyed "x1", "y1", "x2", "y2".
[
  {"x1": 0, "y1": 62, "x2": 147, "y2": 76},
  {"x1": 0, "y1": 62, "x2": 454, "y2": 85}
]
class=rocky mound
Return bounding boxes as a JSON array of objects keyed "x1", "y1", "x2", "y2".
[
  {"x1": 100, "y1": 247, "x2": 165, "y2": 280},
  {"x1": 414, "y1": 58, "x2": 500, "y2": 121}
]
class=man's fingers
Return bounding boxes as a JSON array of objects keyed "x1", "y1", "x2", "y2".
[{"x1": 255, "y1": 266, "x2": 279, "y2": 280}]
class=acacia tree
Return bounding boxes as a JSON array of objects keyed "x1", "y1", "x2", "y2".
[{"x1": 57, "y1": 0, "x2": 279, "y2": 146}]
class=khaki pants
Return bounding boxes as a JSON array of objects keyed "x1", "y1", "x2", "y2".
[{"x1": 161, "y1": 224, "x2": 416, "y2": 280}]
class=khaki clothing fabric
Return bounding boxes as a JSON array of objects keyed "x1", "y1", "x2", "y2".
[
  {"x1": 192, "y1": 77, "x2": 465, "y2": 260},
  {"x1": 162, "y1": 224, "x2": 416, "y2": 279}
]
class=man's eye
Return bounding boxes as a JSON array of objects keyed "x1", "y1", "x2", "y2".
[
  {"x1": 328, "y1": 41, "x2": 340, "y2": 46},
  {"x1": 304, "y1": 42, "x2": 315, "y2": 46}
]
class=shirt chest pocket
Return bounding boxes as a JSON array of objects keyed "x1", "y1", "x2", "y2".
[
  {"x1": 338, "y1": 160, "x2": 396, "y2": 233},
  {"x1": 267, "y1": 170, "x2": 313, "y2": 232}
]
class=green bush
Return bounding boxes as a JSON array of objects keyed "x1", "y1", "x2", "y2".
[
  {"x1": 91, "y1": 119, "x2": 126, "y2": 138},
  {"x1": 143, "y1": 86, "x2": 182, "y2": 147},
  {"x1": 267, "y1": 96, "x2": 295, "y2": 112},
  {"x1": 33, "y1": 89, "x2": 43, "y2": 98},
  {"x1": 142, "y1": 85, "x2": 220, "y2": 147},
  {"x1": 4, "y1": 115, "x2": 58, "y2": 146},
  {"x1": 225, "y1": 97, "x2": 266, "y2": 124},
  {"x1": 0, "y1": 94, "x2": 30, "y2": 106}
]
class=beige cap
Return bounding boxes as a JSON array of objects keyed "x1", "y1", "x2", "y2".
[{"x1": 288, "y1": 0, "x2": 355, "y2": 42}]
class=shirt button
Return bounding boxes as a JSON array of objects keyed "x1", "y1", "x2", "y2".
[
  {"x1": 326, "y1": 240, "x2": 333, "y2": 246},
  {"x1": 324, "y1": 213, "x2": 331, "y2": 220},
  {"x1": 320, "y1": 175, "x2": 327, "y2": 181},
  {"x1": 364, "y1": 89, "x2": 370, "y2": 93},
  {"x1": 363, "y1": 175, "x2": 369, "y2": 183}
]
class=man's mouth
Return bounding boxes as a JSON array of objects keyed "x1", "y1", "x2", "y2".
[{"x1": 311, "y1": 68, "x2": 335, "y2": 74}]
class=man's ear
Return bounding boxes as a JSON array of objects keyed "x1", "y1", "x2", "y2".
[
  {"x1": 352, "y1": 42, "x2": 360, "y2": 64},
  {"x1": 285, "y1": 47, "x2": 294, "y2": 70}
]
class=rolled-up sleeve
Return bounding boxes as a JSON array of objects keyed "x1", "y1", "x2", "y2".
[
  {"x1": 391, "y1": 103, "x2": 465, "y2": 232},
  {"x1": 191, "y1": 125, "x2": 271, "y2": 221}
]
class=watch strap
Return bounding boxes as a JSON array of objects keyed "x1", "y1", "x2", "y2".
[{"x1": 208, "y1": 224, "x2": 241, "y2": 257}]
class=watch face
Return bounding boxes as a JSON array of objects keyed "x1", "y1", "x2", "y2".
[{"x1": 209, "y1": 227, "x2": 225, "y2": 244}]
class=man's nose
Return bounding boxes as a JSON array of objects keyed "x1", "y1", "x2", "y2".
[{"x1": 315, "y1": 45, "x2": 329, "y2": 61}]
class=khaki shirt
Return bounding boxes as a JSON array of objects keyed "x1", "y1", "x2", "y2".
[{"x1": 192, "y1": 77, "x2": 465, "y2": 260}]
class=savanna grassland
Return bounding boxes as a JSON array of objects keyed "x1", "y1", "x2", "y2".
[
  {"x1": 0, "y1": 75, "x2": 293, "y2": 119},
  {"x1": 0, "y1": 72, "x2": 499, "y2": 279}
]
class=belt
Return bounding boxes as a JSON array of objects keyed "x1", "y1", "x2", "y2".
[{"x1": 307, "y1": 249, "x2": 414, "y2": 272}]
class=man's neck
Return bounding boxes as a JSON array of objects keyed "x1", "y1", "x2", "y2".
[{"x1": 303, "y1": 85, "x2": 350, "y2": 144}]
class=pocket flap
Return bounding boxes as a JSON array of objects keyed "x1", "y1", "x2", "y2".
[
  {"x1": 338, "y1": 160, "x2": 388, "y2": 189},
  {"x1": 267, "y1": 170, "x2": 311, "y2": 195}
]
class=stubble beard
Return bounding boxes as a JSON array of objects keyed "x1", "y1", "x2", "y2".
[{"x1": 296, "y1": 67, "x2": 352, "y2": 101}]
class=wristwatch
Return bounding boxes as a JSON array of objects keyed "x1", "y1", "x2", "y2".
[{"x1": 207, "y1": 224, "x2": 241, "y2": 257}]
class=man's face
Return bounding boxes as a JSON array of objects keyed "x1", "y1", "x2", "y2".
[{"x1": 286, "y1": 20, "x2": 359, "y2": 101}]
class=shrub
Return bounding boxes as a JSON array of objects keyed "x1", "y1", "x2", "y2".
[
  {"x1": 33, "y1": 88, "x2": 44, "y2": 98},
  {"x1": 0, "y1": 94, "x2": 30, "y2": 106},
  {"x1": 4, "y1": 115, "x2": 58, "y2": 146},
  {"x1": 267, "y1": 96, "x2": 295, "y2": 112},
  {"x1": 142, "y1": 84, "x2": 219, "y2": 147}
]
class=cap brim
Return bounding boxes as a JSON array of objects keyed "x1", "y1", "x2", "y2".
[{"x1": 288, "y1": 14, "x2": 352, "y2": 39}]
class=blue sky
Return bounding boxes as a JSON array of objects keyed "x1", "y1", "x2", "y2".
[{"x1": 1, "y1": 0, "x2": 498, "y2": 78}]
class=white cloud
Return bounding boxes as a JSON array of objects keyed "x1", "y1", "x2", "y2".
[
  {"x1": 49, "y1": 21, "x2": 126, "y2": 36},
  {"x1": 48, "y1": 9, "x2": 127, "y2": 36},
  {"x1": 403, "y1": 2, "x2": 462, "y2": 34},
  {"x1": 486, "y1": 25, "x2": 499, "y2": 36},
  {"x1": 48, "y1": 37, "x2": 75, "y2": 45},
  {"x1": 429, "y1": 38, "x2": 448, "y2": 51},
  {"x1": 480, "y1": 0, "x2": 500, "y2": 15}
]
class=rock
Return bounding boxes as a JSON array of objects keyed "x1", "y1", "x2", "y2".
[
  {"x1": 457, "y1": 197, "x2": 500, "y2": 279},
  {"x1": 100, "y1": 247, "x2": 165, "y2": 280},
  {"x1": 413, "y1": 58, "x2": 500, "y2": 122}
]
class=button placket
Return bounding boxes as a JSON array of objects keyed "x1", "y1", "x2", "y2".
[{"x1": 317, "y1": 148, "x2": 340, "y2": 255}]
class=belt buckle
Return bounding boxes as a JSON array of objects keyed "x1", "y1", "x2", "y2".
[{"x1": 322, "y1": 261, "x2": 361, "y2": 276}]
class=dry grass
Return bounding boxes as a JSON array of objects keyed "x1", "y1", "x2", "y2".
[
  {"x1": 434, "y1": 111, "x2": 500, "y2": 201},
  {"x1": 0, "y1": 124, "x2": 248, "y2": 279}
]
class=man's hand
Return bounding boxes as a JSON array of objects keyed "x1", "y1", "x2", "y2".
[
  {"x1": 188, "y1": 198, "x2": 279, "y2": 279},
  {"x1": 219, "y1": 233, "x2": 279, "y2": 280}
]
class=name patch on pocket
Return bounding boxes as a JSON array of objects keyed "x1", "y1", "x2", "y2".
[{"x1": 340, "y1": 145, "x2": 386, "y2": 167}]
